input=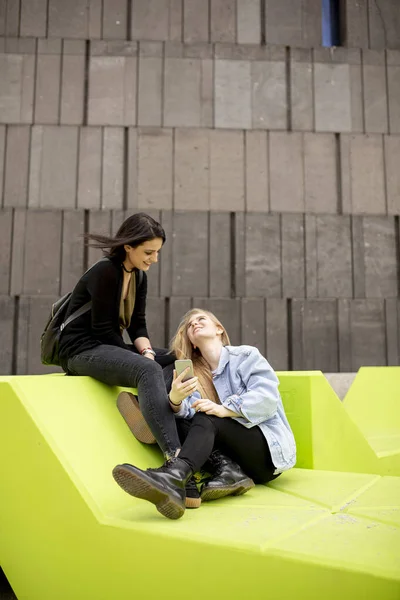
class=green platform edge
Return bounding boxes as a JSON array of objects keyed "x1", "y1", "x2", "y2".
[{"x1": 0, "y1": 370, "x2": 399, "y2": 600}]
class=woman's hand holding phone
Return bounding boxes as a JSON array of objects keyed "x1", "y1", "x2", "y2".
[{"x1": 169, "y1": 368, "x2": 198, "y2": 406}]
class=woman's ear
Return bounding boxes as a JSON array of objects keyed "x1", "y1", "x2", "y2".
[{"x1": 124, "y1": 244, "x2": 131, "y2": 253}]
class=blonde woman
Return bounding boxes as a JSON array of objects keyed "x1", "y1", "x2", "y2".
[{"x1": 112, "y1": 309, "x2": 296, "y2": 520}]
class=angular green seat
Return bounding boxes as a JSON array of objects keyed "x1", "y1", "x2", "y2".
[
  {"x1": 342, "y1": 367, "x2": 400, "y2": 476},
  {"x1": 278, "y1": 371, "x2": 400, "y2": 476},
  {"x1": 0, "y1": 374, "x2": 399, "y2": 600}
]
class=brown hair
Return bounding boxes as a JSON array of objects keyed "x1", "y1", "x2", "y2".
[
  {"x1": 170, "y1": 308, "x2": 230, "y2": 404},
  {"x1": 84, "y1": 212, "x2": 166, "y2": 261}
]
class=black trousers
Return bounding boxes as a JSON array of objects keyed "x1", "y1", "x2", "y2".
[{"x1": 178, "y1": 412, "x2": 279, "y2": 484}]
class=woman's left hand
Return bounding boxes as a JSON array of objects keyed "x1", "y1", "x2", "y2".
[{"x1": 192, "y1": 399, "x2": 230, "y2": 418}]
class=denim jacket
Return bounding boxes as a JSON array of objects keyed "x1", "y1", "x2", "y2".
[{"x1": 175, "y1": 345, "x2": 296, "y2": 474}]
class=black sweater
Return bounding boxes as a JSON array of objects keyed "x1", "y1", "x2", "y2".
[{"x1": 58, "y1": 256, "x2": 148, "y2": 368}]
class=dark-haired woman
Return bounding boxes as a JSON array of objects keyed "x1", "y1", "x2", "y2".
[{"x1": 58, "y1": 212, "x2": 183, "y2": 464}]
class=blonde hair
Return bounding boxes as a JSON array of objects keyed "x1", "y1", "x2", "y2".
[{"x1": 170, "y1": 308, "x2": 231, "y2": 404}]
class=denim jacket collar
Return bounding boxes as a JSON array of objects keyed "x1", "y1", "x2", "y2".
[{"x1": 213, "y1": 346, "x2": 231, "y2": 377}]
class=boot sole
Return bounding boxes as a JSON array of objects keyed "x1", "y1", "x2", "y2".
[
  {"x1": 112, "y1": 465, "x2": 185, "y2": 520},
  {"x1": 117, "y1": 392, "x2": 157, "y2": 445},
  {"x1": 185, "y1": 496, "x2": 201, "y2": 509},
  {"x1": 201, "y1": 479, "x2": 255, "y2": 502}
]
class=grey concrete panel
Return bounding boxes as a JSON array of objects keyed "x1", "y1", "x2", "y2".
[
  {"x1": 304, "y1": 215, "x2": 317, "y2": 297},
  {"x1": 265, "y1": 0, "x2": 321, "y2": 47},
  {"x1": 362, "y1": 50, "x2": 388, "y2": 133},
  {"x1": 22, "y1": 210, "x2": 62, "y2": 295},
  {"x1": 0, "y1": 208, "x2": 12, "y2": 294},
  {"x1": 337, "y1": 298, "x2": 351, "y2": 371},
  {"x1": 60, "y1": 40, "x2": 85, "y2": 125},
  {"x1": 61, "y1": 210, "x2": 85, "y2": 295},
  {"x1": 1, "y1": 0, "x2": 19, "y2": 35},
  {"x1": 171, "y1": 211, "x2": 208, "y2": 297},
  {"x1": 88, "y1": 55, "x2": 136, "y2": 126},
  {"x1": 131, "y1": 0, "x2": 170, "y2": 41},
  {"x1": 168, "y1": 0, "x2": 183, "y2": 42},
  {"x1": 385, "y1": 299, "x2": 400, "y2": 366},
  {"x1": 290, "y1": 49, "x2": 313, "y2": 131},
  {"x1": 251, "y1": 60, "x2": 286, "y2": 130},
  {"x1": 269, "y1": 132, "x2": 304, "y2": 212},
  {"x1": 368, "y1": 0, "x2": 400, "y2": 50},
  {"x1": 101, "y1": 127, "x2": 124, "y2": 210},
  {"x1": 241, "y1": 298, "x2": 266, "y2": 354},
  {"x1": 210, "y1": 0, "x2": 236, "y2": 43},
  {"x1": 209, "y1": 130, "x2": 245, "y2": 211},
  {"x1": 314, "y1": 63, "x2": 352, "y2": 132},
  {"x1": 265, "y1": 298, "x2": 288, "y2": 370},
  {"x1": 174, "y1": 129, "x2": 209, "y2": 210},
  {"x1": 351, "y1": 216, "x2": 366, "y2": 298},
  {"x1": 281, "y1": 214, "x2": 305, "y2": 298},
  {"x1": 245, "y1": 213, "x2": 281, "y2": 297},
  {"x1": 164, "y1": 58, "x2": 202, "y2": 127},
  {"x1": 237, "y1": 0, "x2": 261, "y2": 44},
  {"x1": 342, "y1": 0, "x2": 369, "y2": 48},
  {"x1": 200, "y1": 59, "x2": 214, "y2": 127},
  {"x1": 349, "y1": 59, "x2": 364, "y2": 133},
  {"x1": 88, "y1": 0, "x2": 102, "y2": 38},
  {"x1": 215, "y1": 60, "x2": 251, "y2": 129},
  {"x1": 384, "y1": 134, "x2": 400, "y2": 215},
  {"x1": 77, "y1": 127, "x2": 102, "y2": 209},
  {"x1": 138, "y1": 128, "x2": 173, "y2": 210},
  {"x1": 338, "y1": 299, "x2": 387, "y2": 370},
  {"x1": 209, "y1": 212, "x2": 231, "y2": 297},
  {"x1": 126, "y1": 128, "x2": 138, "y2": 210},
  {"x1": 165, "y1": 41, "x2": 213, "y2": 60},
  {"x1": 387, "y1": 51, "x2": 400, "y2": 134},
  {"x1": 234, "y1": 212, "x2": 246, "y2": 297},
  {"x1": 159, "y1": 210, "x2": 173, "y2": 297},
  {"x1": 168, "y1": 297, "x2": 192, "y2": 343},
  {"x1": 17, "y1": 295, "x2": 62, "y2": 375},
  {"x1": 363, "y1": 216, "x2": 398, "y2": 297},
  {"x1": 245, "y1": 131, "x2": 269, "y2": 212},
  {"x1": 304, "y1": 133, "x2": 338, "y2": 214},
  {"x1": 102, "y1": 0, "x2": 127, "y2": 39},
  {"x1": 349, "y1": 134, "x2": 386, "y2": 214},
  {"x1": 146, "y1": 297, "x2": 166, "y2": 348},
  {"x1": 0, "y1": 126, "x2": 4, "y2": 206},
  {"x1": 316, "y1": 215, "x2": 352, "y2": 298},
  {"x1": 291, "y1": 299, "x2": 338, "y2": 372},
  {"x1": 20, "y1": 0, "x2": 47, "y2": 37},
  {"x1": 35, "y1": 39, "x2": 61, "y2": 125},
  {"x1": 183, "y1": 0, "x2": 209, "y2": 43},
  {"x1": 48, "y1": 0, "x2": 93, "y2": 38},
  {"x1": 138, "y1": 44, "x2": 163, "y2": 126},
  {"x1": 0, "y1": 52, "x2": 35, "y2": 123},
  {"x1": 87, "y1": 210, "x2": 111, "y2": 266},
  {"x1": 124, "y1": 127, "x2": 138, "y2": 210},
  {"x1": 4, "y1": 126, "x2": 30, "y2": 207},
  {"x1": 10, "y1": 208, "x2": 26, "y2": 295},
  {"x1": 29, "y1": 126, "x2": 79, "y2": 208},
  {"x1": 0, "y1": 295, "x2": 14, "y2": 374}
]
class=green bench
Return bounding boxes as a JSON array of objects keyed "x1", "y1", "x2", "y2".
[{"x1": 0, "y1": 371, "x2": 399, "y2": 600}]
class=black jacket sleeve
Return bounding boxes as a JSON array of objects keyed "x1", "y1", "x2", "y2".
[
  {"x1": 127, "y1": 271, "x2": 149, "y2": 341},
  {"x1": 86, "y1": 260, "x2": 130, "y2": 349}
]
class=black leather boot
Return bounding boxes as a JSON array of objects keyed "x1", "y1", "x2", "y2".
[
  {"x1": 201, "y1": 451, "x2": 255, "y2": 502},
  {"x1": 112, "y1": 457, "x2": 193, "y2": 520}
]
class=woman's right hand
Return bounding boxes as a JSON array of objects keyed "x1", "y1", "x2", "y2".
[{"x1": 169, "y1": 369, "x2": 198, "y2": 406}]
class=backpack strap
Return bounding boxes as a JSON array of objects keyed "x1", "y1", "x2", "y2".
[{"x1": 60, "y1": 301, "x2": 92, "y2": 332}]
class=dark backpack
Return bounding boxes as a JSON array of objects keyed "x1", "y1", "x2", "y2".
[{"x1": 40, "y1": 260, "x2": 143, "y2": 366}]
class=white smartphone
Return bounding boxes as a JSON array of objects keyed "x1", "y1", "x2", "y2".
[{"x1": 175, "y1": 359, "x2": 195, "y2": 382}]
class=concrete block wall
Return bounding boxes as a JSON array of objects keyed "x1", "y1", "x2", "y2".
[{"x1": 0, "y1": 0, "x2": 399, "y2": 375}]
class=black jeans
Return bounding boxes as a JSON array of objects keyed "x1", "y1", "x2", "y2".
[
  {"x1": 178, "y1": 413, "x2": 278, "y2": 484},
  {"x1": 67, "y1": 344, "x2": 179, "y2": 457}
]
